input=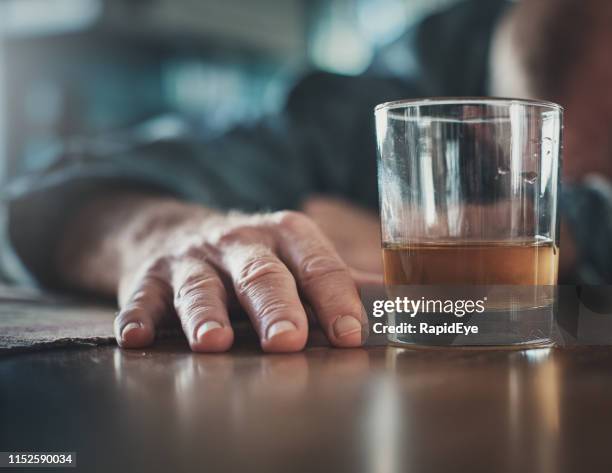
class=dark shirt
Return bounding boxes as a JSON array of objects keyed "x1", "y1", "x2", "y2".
[{"x1": 3, "y1": 0, "x2": 612, "y2": 286}]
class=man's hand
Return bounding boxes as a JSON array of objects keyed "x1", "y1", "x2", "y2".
[
  {"x1": 58, "y1": 195, "x2": 367, "y2": 353},
  {"x1": 302, "y1": 196, "x2": 383, "y2": 275}
]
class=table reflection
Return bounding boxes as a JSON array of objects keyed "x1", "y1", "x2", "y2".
[
  {"x1": 385, "y1": 347, "x2": 561, "y2": 473},
  {"x1": 5, "y1": 339, "x2": 612, "y2": 473},
  {"x1": 111, "y1": 344, "x2": 376, "y2": 472}
]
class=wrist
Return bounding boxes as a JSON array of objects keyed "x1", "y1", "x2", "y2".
[{"x1": 57, "y1": 193, "x2": 216, "y2": 295}]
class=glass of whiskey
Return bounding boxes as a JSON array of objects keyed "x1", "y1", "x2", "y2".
[{"x1": 375, "y1": 98, "x2": 562, "y2": 347}]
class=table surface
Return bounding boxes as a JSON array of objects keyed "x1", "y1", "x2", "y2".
[{"x1": 2, "y1": 332, "x2": 612, "y2": 473}]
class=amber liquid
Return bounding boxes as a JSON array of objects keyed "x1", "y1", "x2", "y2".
[
  {"x1": 383, "y1": 239, "x2": 558, "y2": 286},
  {"x1": 382, "y1": 239, "x2": 558, "y2": 346}
]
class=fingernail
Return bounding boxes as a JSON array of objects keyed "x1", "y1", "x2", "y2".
[
  {"x1": 197, "y1": 321, "x2": 223, "y2": 340},
  {"x1": 121, "y1": 321, "x2": 142, "y2": 341},
  {"x1": 267, "y1": 320, "x2": 297, "y2": 339},
  {"x1": 334, "y1": 316, "x2": 362, "y2": 338}
]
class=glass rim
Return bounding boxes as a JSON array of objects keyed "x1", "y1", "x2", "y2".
[{"x1": 374, "y1": 96, "x2": 563, "y2": 113}]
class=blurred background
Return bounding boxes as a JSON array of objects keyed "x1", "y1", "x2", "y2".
[{"x1": 0, "y1": 0, "x2": 462, "y2": 185}]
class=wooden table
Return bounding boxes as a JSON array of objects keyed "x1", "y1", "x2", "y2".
[{"x1": 2, "y1": 332, "x2": 612, "y2": 473}]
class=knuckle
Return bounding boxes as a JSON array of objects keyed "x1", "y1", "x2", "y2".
[
  {"x1": 125, "y1": 275, "x2": 170, "y2": 313},
  {"x1": 116, "y1": 304, "x2": 146, "y2": 326},
  {"x1": 181, "y1": 306, "x2": 215, "y2": 327},
  {"x1": 116, "y1": 305, "x2": 139, "y2": 319},
  {"x1": 176, "y1": 274, "x2": 226, "y2": 304},
  {"x1": 140, "y1": 272, "x2": 169, "y2": 293},
  {"x1": 300, "y1": 253, "x2": 348, "y2": 285},
  {"x1": 127, "y1": 289, "x2": 153, "y2": 307},
  {"x1": 235, "y1": 255, "x2": 287, "y2": 297},
  {"x1": 144, "y1": 255, "x2": 170, "y2": 277},
  {"x1": 273, "y1": 210, "x2": 310, "y2": 231},
  {"x1": 122, "y1": 299, "x2": 158, "y2": 316},
  {"x1": 179, "y1": 245, "x2": 208, "y2": 261},
  {"x1": 167, "y1": 241, "x2": 210, "y2": 266},
  {"x1": 256, "y1": 298, "x2": 294, "y2": 321},
  {"x1": 210, "y1": 224, "x2": 266, "y2": 248}
]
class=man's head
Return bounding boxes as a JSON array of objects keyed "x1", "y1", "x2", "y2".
[{"x1": 491, "y1": 0, "x2": 612, "y2": 181}]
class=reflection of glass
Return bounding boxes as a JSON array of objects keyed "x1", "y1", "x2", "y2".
[
  {"x1": 507, "y1": 349, "x2": 561, "y2": 473},
  {"x1": 386, "y1": 347, "x2": 560, "y2": 471},
  {"x1": 375, "y1": 98, "x2": 562, "y2": 347}
]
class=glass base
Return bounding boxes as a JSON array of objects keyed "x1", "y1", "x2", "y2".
[{"x1": 386, "y1": 337, "x2": 555, "y2": 351}]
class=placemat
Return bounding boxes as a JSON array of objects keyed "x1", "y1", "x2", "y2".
[{"x1": 0, "y1": 285, "x2": 116, "y2": 354}]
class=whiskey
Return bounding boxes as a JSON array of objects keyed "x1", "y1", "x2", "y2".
[
  {"x1": 382, "y1": 238, "x2": 558, "y2": 346},
  {"x1": 383, "y1": 239, "x2": 558, "y2": 286}
]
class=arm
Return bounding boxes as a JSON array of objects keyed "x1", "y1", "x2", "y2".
[
  {"x1": 4, "y1": 72, "x2": 414, "y2": 287},
  {"x1": 2, "y1": 67, "x2": 417, "y2": 354}
]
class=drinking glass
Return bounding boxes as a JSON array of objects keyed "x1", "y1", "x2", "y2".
[{"x1": 375, "y1": 98, "x2": 562, "y2": 347}]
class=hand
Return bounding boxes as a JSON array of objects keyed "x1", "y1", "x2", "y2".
[
  {"x1": 302, "y1": 196, "x2": 383, "y2": 275},
  {"x1": 59, "y1": 196, "x2": 368, "y2": 353}
]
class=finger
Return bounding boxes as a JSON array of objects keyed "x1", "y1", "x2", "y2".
[
  {"x1": 115, "y1": 268, "x2": 172, "y2": 348},
  {"x1": 222, "y1": 243, "x2": 308, "y2": 352},
  {"x1": 171, "y1": 255, "x2": 234, "y2": 352},
  {"x1": 275, "y1": 212, "x2": 367, "y2": 347}
]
